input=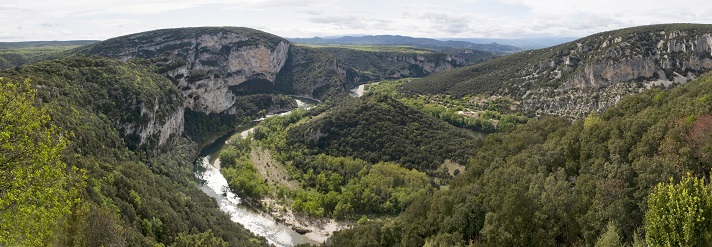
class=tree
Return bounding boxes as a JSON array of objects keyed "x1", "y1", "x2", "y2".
[
  {"x1": 172, "y1": 230, "x2": 228, "y2": 247},
  {"x1": 595, "y1": 222, "x2": 622, "y2": 247},
  {"x1": 645, "y1": 173, "x2": 712, "y2": 247},
  {"x1": 0, "y1": 79, "x2": 72, "y2": 246},
  {"x1": 75, "y1": 202, "x2": 127, "y2": 247}
]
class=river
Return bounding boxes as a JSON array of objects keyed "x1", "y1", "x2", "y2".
[
  {"x1": 194, "y1": 99, "x2": 320, "y2": 247},
  {"x1": 348, "y1": 84, "x2": 366, "y2": 97}
]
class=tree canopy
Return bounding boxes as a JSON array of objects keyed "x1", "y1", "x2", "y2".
[{"x1": 0, "y1": 78, "x2": 73, "y2": 246}]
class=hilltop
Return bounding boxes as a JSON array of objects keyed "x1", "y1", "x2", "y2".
[
  {"x1": 286, "y1": 94, "x2": 479, "y2": 170},
  {"x1": 404, "y1": 23, "x2": 712, "y2": 117}
]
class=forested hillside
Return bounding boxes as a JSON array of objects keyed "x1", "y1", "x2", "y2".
[
  {"x1": 287, "y1": 94, "x2": 479, "y2": 170},
  {"x1": 330, "y1": 71, "x2": 712, "y2": 246},
  {"x1": 0, "y1": 57, "x2": 267, "y2": 246}
]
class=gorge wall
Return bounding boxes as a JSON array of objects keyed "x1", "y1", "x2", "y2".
[
  {"x1": 523, "y1": 27, "x2": 712, "y2": 117},
  {"x1": 405, "y1": 24, "x2": 712, "y2": 118},
  {"x1": 77, "y1": 27, "x2": 290, "y2": 114}
]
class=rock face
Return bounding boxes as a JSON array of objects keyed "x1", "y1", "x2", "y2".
[
  {"x1": 78, "y1": 27, "x2": 290, "y2": 114},
  {"x1": 324, "y1": 47, "x2": 491, "y2": 80},
  {"x1": 134, "y1": 104, "x2": 184, "y2": 148},
  {"x1": 522, "y1": 26, "x2": 712, "y2": 117},
  {"x1": 383, "y1": 54, "x2": 461, "y2": 78},
  {"x1": 167, "y1": 40, "x2": 289, "y2": 113},
  {"x1": 406, "y1": 24, "x2": 712, "y2": 118}
]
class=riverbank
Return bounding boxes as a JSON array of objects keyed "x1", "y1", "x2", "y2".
[
  {"x1": 260, "y1": 197, "x2": 353, "y2": 243},
  {"x1": 207, "y1": 144, "x2": 353, "y2": 245},
  {"x1": 197, "y1": 157, "x2": 318, "y2": 247},
  {"x1": 243, "y1": 140, "x2": 353, "y2": 243},
  {"x1": 196, "y1": 96, "x2": 354, "y2": 246}
]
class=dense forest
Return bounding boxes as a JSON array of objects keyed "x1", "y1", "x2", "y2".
[
  {"x1": 286, "y1": 94, "x2": 480, "y2": 170},
  {"x1": 329, "y1": 72, "x2": 712, "y2": 246}
]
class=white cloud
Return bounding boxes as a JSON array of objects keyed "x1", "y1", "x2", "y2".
[
  {"x1": 234, "y1": 0, "x2": 333, "y2": 9},
  {"x1": 0, "y1": 0, "x2": 710, "y2": 41}
]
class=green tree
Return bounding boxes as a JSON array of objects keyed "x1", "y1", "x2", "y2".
[
  {"x1": 645, "y1": 173, "x2": 712, "y2": 247},
  {"x1": 0, "y1": 79, "x2": 72, "y2": 246},
  {"x1": 172, "y1": 229, "x2": 228, "y2": 247},
  {"x1": 595, "y1": 222, "x2": 623, "y2": 247},
  {"x1": 75, "y1": 202, "x2": 127, "y2": 247}
]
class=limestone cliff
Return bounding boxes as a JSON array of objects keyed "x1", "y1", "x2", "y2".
[
  {"x1": 523, "y1": 26, "x2": 712, "y2": 117},
  {"x1": 405, "y1": 24, "x2": 712, "y2": 118},
  {"x1": 77, "y1": 27, "x2": 290, "y2": 114},
  {"x1": 79, "y1": 27, "x2": 492, "y2": 114},
  {"x1": 382, "y1": 53, "x2": 462, "y2": 78},
  {"x1": 121, "y1": 102, "x2": 185, "y2": 149}
]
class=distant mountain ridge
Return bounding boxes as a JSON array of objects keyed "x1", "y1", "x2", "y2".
[
  {"x1": 0, "y1": 40, "x2": 98, "y2": 49},
  {"x1": 0, "y1": 40, "x2": 100, "y2": 69},
  {"x1": 404, "y1": 23, "x2": 712, "y2": 117},
  {"x1": 290, "y1": 35, "x2": 521, "y2": 54},
  {"x1": 445, "y1": 37, "x2": 578, "y2": 50}
]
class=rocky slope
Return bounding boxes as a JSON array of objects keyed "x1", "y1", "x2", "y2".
[
  {"x1": 322, "y1": 47, "x2": 492, "y2": 79},
  {"x1": 404, "y1": 24, "x2": 712, "y2": 117}
]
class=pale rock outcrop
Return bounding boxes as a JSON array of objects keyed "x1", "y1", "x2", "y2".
[
  {"x1": 384, "y1": 54, "x2": 458, "y2": 78},
  {"x1": 83, "y1": 28, "x2": 290, "y2": 114},
  {"x1": 118, "y1": 98, "x2": 185, "y2": 150}
]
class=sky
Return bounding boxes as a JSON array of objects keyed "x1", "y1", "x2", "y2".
[{"x1": 0, "y1": 0, "x2": 711, "y2": 42}]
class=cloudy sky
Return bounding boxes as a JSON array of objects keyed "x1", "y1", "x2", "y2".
[{"x1": 1, "y1": 0, "x2": 711, "y2": 41}]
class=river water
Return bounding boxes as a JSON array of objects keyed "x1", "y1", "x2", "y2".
[
  {"x1": 194, "y1": 99, "x2": 319, "y2": 247},
  {"x1": 348, "y1": 84, "x2": 366, "y2": 97}
]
